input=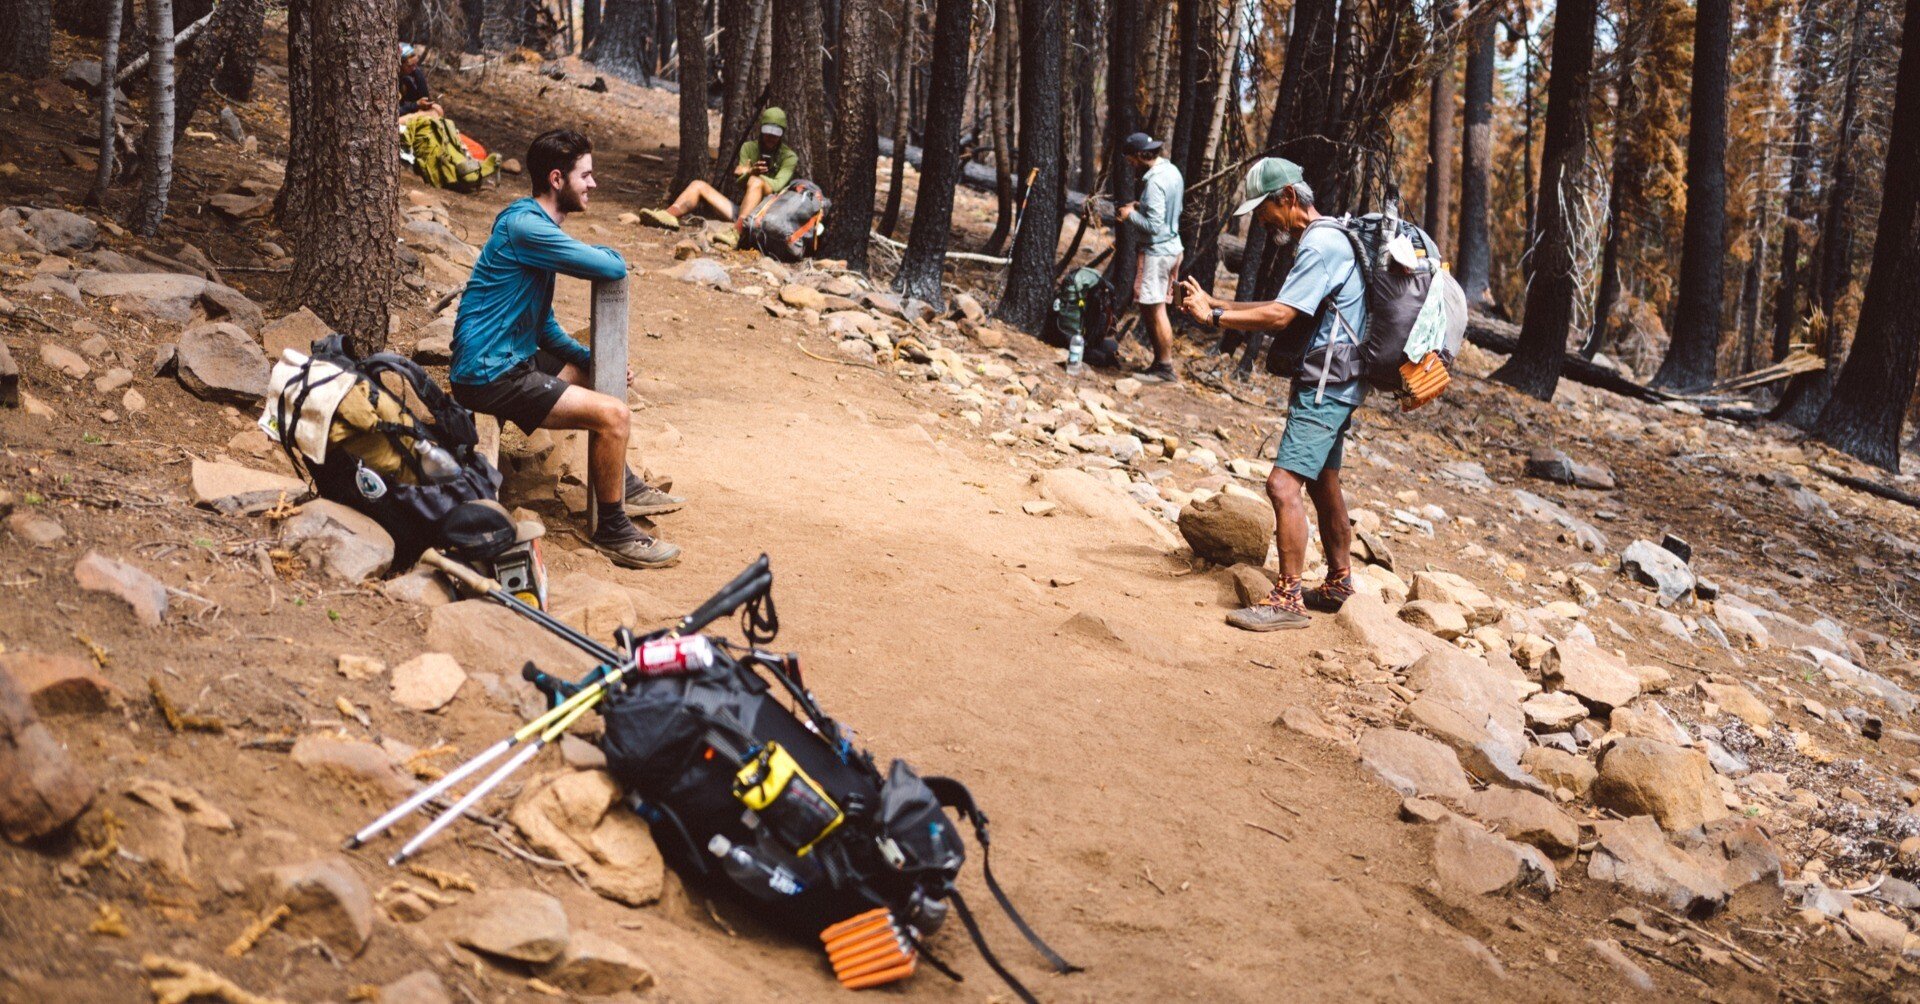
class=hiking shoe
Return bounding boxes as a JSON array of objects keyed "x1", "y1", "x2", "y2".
[
  {"x1": 1304, "y1": 574, "x2": 1356, "y2": 613},
  {"x1": 1134, "y1": 363, "x2": 1180, "y2": 384},
  {"x1": 1226, "y1": 603, "x2": 1312, "y2": 631},
  {"x1": 637, "y1": 208, "x2": 681, "y2": 230},
  {"x1": 710, "y1": 226, "x2": 740, "y2": 249},
  {"x1": 593, "y1": 531, "x2": 682, "y2": 569},
  {"x1": 624, "y1": 486, "x2": 686, "y2": 517}
]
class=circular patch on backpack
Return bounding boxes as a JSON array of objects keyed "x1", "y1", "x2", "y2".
[{"x1": 355, "y1": 465, "x2": 388, "y2": 500}]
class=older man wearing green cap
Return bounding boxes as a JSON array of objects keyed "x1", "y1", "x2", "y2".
[
  {"x1": 642, "y1": 107, "x2": 798, "y2": 237},
  {"x1": 1178, "y1": 157, "x2": 1367, "y2": 632}
]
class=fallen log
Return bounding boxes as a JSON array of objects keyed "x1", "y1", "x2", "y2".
[
  {"x1": 115, "y1": 6, "x2": 218, "y2": 86},
  {"x1": 1813, "y1": 464, "x2": 1920, "y2": 511},
  {"x1": 1463, "y1": 316, "x2": 1676, "y2": 405}
]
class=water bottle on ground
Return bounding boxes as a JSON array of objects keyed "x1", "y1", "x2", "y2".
[
  {"x1": 1067, "y1": 331, "x2": 1086, "y2": 376},
  {"x1": 708, "y1": 834, "x2": 804, "y2": 896}
]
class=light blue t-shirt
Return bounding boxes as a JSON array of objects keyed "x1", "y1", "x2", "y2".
[
  {"x1": 1125, "y1": 158, "x2": 1185, "y2": 256},
  {"x1": 1275, "y1": 220, "x2": 1368, "y2": 406}
]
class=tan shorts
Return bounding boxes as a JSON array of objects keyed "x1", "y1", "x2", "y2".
[{"x1": 1134, "y1": 252, "x2": 1182, "y2": 305}]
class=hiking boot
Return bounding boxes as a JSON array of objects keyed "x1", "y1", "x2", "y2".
[
  {"x1": 637, "y1": 208, "x2": 682, "y2": 230},
  {"x1": 1227, "y1": 579, "x2": 1310, "y2": 632},
  {"x1": 593, "y1": 531, "x2": 682, "y2": 569},
  {"x1": 1304, "y1": 573, "x2": 1357, "y2": 613},
  {"x1": 624, "y1": 486, "x2": 686, "y2": 517},
  {"x1": 711, "y1": 226, "x2": 741, "y2": 249},
  {"x1": 1134, "y1": 362, "x2": 1180, "y2": 384}
]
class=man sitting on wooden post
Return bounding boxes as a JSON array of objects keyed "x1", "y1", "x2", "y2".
[
  {"x1": 450, "y1": 128, "x2": 685, "y2": 570},
  {"x1": 638, "y1": 107, "x2": 797, "y2": 245}
]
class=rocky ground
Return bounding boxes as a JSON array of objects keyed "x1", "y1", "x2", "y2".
[{"x1": 4, "y1": 25, "x2": 1920, "y2": 1004}]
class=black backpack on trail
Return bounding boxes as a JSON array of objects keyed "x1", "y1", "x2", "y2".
[
  {"x1": 1044, "y1": 266, "x2": 1121, "y2": 367},
  {"x1": 743, "y1": 179, "x2": 831, "y2": 262},
  {"x1": 261, "y1": 334, "x2": 502, "y2": 569},
  {"x1": 591, "y1": 570, "x2": 1076, "y2": 1001}
]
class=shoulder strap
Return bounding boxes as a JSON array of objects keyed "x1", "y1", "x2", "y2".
[{"x1": 924, "y1": 777, "x2": 1082, "y2": 978}]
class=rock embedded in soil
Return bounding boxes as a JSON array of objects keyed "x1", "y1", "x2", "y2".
[
  {"x1": 1357, "y1": 727, "x2": 1473, "y2": 803},
  {"x1": 23, "y1": 208, "x2": 98, "y2": 254},
  {"x1": 0, "y1": 670, "x2": 95, "y2": 842},
  {"x1": 1399, "y1": 600, "x2": 1468, "y2": 640},
  {"x1": 73, "y1": 550, "x2": 169, "y2": 626},
  {"x1": 539, "y1": 930, "x2": 656, "y2": 996},
  {"x1": 260, "y1": 307, "x2": 332, "y2": 361},
  {"x1": 1520, "y1": 746, "x2": 1596, "y2": 798},
  {"x1": 447, "y1": 888, "x2": 570, "y2": 963},
  {"x1": 1401, "y1": 649, "x2": 1540, "y2": 793},
  {"x1": 1620, "y1": 539, "x2": 1695, "y2": 608},
  {"x1": 1593, "y1": 738, "x2": 1728, "y2": 833},
  {"x1": 389, "y1": 652, "x2": 466, "y2": 712},
  {"x1": 0, "y1": 652, "x2": 120, "y2": 715},
  {"x1": 254, "y1": 856, "x2": 374, "y2": 955},
  {"x1": 1228, "y1": 563, "x2": 1276, "y2": 606},
  {"x1": 428, "y1": 600, "x2": 597, "y2": 681},
  {"x1": 1586, "y1": 815, "x2": 1732, "y2": 916},
  {"x1": 1696, "y1": 680, "x2": 1773, "y2": 728},
  {"x1": 290, "y1": 735, "x2": 416, "y2": 798},
  {"x1": 1273, "y1": 704, "x2": 1345, "y2": 744},
  {"x1": 39, "y1": 342, "x2": 89, "y2": 379},
  {"x1": 379, "y1": 971, "x2": 452, "y2": 1004},
  {"x1": 1521, "y1": 691, "x2": 1587, "y2": 731},
  {"x1": 1587, "y1": 938, "x2": 1655, "y2": 992},
  {"x1": 1431, "y1": 815, "x2": 1557, "y2": 898},
  {"x1": 77, "y1": 271, "x2": 264, "y2": 331},
  {"x1": 1542, "y1": 637, "x2": 1641, "y2": 712},
  {"x1": 279, "y1": 500, "x2": 394, "y2": 583},
  {"x1": 1407, "y1": 571, "x2": 1499, "y2": 628},
  {"x1": 1336, "y1": 592, "x2": 1445, "y2": 669},
  {"x1": 1463, "y1": 787, "x2": 1580, "y2": 856},
  {"x1": 176, "y1": 322, "x2": 271, "y2": 405},
  {"x1": 190, "y1": 459, "x2": 305, "y2": 514},
  {"x1": 668, "y1": 257, "x2": 731, "y2": 289},
  {"x1": 6, "y1": 511, "x2": 65, "y2": 548}
]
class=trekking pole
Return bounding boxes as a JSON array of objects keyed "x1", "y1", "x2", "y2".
[
  {"x1": 418, "y1": 549, "x2": 623, "y2": 664},
  {"x1": 388, "y1": 694, "x2": 603, "y2": 865},
  {"x1": 667, "y1": 553, "x2": 770, "y2": 637}
]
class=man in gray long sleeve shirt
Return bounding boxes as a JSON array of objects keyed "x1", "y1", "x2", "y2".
[{"x1": 1116, "y1": 132, "x2": 1185, "y2": 383}]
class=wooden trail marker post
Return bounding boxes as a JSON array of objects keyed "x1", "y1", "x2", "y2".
[{"x1": 587, "y1": 276, "x2": 630, "y2": 536}]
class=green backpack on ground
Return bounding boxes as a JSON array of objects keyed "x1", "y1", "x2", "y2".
[{"x1": 406, "y1": 117, "x2": 498, "y2": 193}]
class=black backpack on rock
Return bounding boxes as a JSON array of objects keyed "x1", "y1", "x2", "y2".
[{"x1": 593, "y1": 579, "x2": 1076, "y2": 1002}]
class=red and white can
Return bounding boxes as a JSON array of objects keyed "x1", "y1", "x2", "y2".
[{"x1": 636, "y1": 635, "x2": 715, "y2": 676}]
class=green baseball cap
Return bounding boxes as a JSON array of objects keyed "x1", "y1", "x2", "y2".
[{"x1": 1233, "y1": 157, "x2": 1305, "y2": 217}]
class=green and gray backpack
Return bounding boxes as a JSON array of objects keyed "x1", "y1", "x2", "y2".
[{"x1": 1046, "y1": 267, "x2": 1118, "y2": 365}]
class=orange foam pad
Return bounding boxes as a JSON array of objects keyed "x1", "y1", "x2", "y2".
[
  {"x1": 841, "y1": 960, "x2": 917, "y2": 990},
  {"x1": 820, "y1": 908, "x2": 893, "y2": 943}
]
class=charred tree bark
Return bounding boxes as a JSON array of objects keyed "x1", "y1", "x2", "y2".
[
  {"x1": 214, "y1": 0, "x2": 267, "y2": 101},
  {"x1": 289, "y1": 0, "x2": 399, "y2": 357},
  {"x1": 1651, "y1": 0, "x2": 1732, "y2": 392},
  {"x1": 1074, "y1": 0, "x2": 1098, "y2": 191},
  {"x1": 878, "y1": 1, "x2": 914, "y2": 237},
  {"x1": 56, "y1": 0, "x2": 127, "y2": 38},
  {"x1": 1169, "y1": 0, "x2": 1204, "y2": 179},
  {"x1": 582, "y1": 0, "x2": 601, "y2": 50},
  {"x1": 1772, "y1": 6, "x2": 1821, "y2": 363},
  {"x1": 714, "y1": 0, "x2": 765, "y2": 180},
  {"x1": 1814, "y1": 0, "x2": 1920, "y2": 470},
  {"x1": 1489, "y1": 0, "x2": 1598, "y2": 400},
  {"x1": 771, "y1": 0, "x2": 828, "y2": 178},
  {"x1": 1240, "y1": 0, "x2": 1338, "y2": 301},
  {"x1": 1583, "y1": 121, "x2": 1632, "y2": 359},
  {"x1": 0, "y1": 0, "x2": 52, "y2": 78},
  {"x1": 670, "y1": 0, "x2": 707, "y2": 192},
  {"x1": 1457, "y1": 6, "x2": 1495, "y2": 308},
  {"x1": 892, "y1": 0, "x2": 971, "y2": 308},
  {"x1": 128, "y1": 0, "x2": 176, "y2": 236},
  {"x1": 588, "y1": 0, "x2": 654, "y2": 81},
  {"x1": 1102, "y1": 0, "x2": 1144, "y2": 306},
  {"x1": 817, "y1": 0, "x2": 879, "y2": 267},
  {"x1": 86, "y1": 0, "x2": 124, "y2": 207},
  {"x1": 984, "y1": 0, "x2": 1016, "y2": 255},
  {"x1": 1423, "y1": 0, "x2": 1456, "y2": 251},
  {"x1": 276, "y1": 0, "x2": 314, "y2": 231},
  {"x1": 991, "y1": 0, "x2": 1063, "y2": 333},
  {"x1": 176, "y1": 0, "x2": 264, "y2": 138}
]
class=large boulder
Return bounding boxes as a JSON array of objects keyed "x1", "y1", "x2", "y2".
[
  {"x1": 540, "y1": 930, "x2": 656, "y2": 996},
  {"x1": 0, "y1": 652, "x2": 120, "y2": 715},
  {"x1": 1432, "y1": 816, "x2": 1557, "y2": 898},
  {"x1": 509, "y1": 770, "x2": 664, "y2": 907},
  {"x1": 1401, "y1": 649, "x2": 1541, "y2": 793},
  {"x1": 400, "y1": 219, "x2": 480, "y2": 265},
  {"x1": 1357, "y1": 728, "x2": 1473, "y2": 803},
  {"x1": 0, "y1": 671, "x2": 94, "y2": 842},
  {"x1": 1587, "y1": 815, "x2": 1731, "y2": 916},
  {"x1": 443, "y1": 888, "x2": 570, "y2": 963},
  {"x1": 290, "y1": 735, "x2": 416, "y2": 798},
  {"x1": 279, "y1": 500, "x2": 394, "y2": 582},
  {"x1": 1542, "y1": 637, "x2": 1641, "y2": 712},
  {"x1": 427, "y1": 601, "x2": 597, "y2": 681},
  {"x1": 1408, "y1": 571, "x2": 1500, "y2": 627},
  {"x1": 190, "y1": 459, "x2": 305, "y2": 514},
  {"x1": 1337, "y1": 592, "x2": 1447, "y2": 669},
  {"x1": 1464, "y1": 787, "x2": 1580, "y2": 856},
  {"x1": 177, "y1": 322, "x2": 271, "y2": 404},
  {"x1": 1034, "y1": 468, "x2": 1180, "y2": 549},
  {"x1": 1593, "y1": 738, "x2": 1728, "y2": 833},
  {"x1": 1521, "y1": 746, "x2": 1596, "y2": 798},
  {"x1": 260, "y1": 307, "x2": 333, "y2": 361},
  {"x1": 76, "y1": 271, "x2": 264, "y2": 331},
  {"x1": 23, "y1": 208, "x2": 98, "y2": 254},
  {"x1": 1179, "y1": 493, "x2": 1273, "y2": 565},
  {"x1": 1621, "y1": 539, "x2": 1695, "y2": 607}
]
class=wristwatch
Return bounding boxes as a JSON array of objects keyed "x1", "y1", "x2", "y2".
[{"x1": 1210, "y1": 306, "x2": 1225, "y2": 329}]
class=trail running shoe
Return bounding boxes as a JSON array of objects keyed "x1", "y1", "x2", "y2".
[
  {"x1": 1227, "y1": 580, "x2": 1310, "y2": 631},
  {"x1": 1304, "y1": 574, "x2": 1356, "y2": 613},
  {"x1": 637, "y1": 208, "x2": 682, "y2": 230},
  {"x1": 1134, "y1": 362, "x2": 1180, "y2": 384},
  {"x1": 624, "y1": 486, "x2": 686, "y2": 517},
  {"x1": 592, "y1": 531, "x2": 682, "y2": 569}
]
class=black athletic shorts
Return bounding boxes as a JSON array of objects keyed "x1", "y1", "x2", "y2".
[{"x1": 451, "y1": 350, "x2": 572, "y2": 435}]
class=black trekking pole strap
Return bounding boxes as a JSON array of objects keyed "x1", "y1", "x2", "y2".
[
  {"x1": 949, "y1": 890, "x2": 1043, "y2": 1004},
  {"x1": 925, "y1": 777, "x2": 1082, "y2": 976}
]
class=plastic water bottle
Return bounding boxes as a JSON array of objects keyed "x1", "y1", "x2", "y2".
[
  {"x1": 1067, "y1": 332, "x2": 1086, "y2": 376},
  {"x1": 708, "y1": 835, "x2": 804, "y2": 896}
]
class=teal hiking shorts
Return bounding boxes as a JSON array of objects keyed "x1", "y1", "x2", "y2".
[{"x1": 1274, "y1": 386, "x2": 1357, "y2": 481}]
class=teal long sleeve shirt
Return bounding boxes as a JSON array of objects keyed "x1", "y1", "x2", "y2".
[
  {"x1": 1124, "y1": 158, "x2": 1185, "y2": 256},
  {"x1": 450, "y1": 198, "x2": 628, "y2": 386}
]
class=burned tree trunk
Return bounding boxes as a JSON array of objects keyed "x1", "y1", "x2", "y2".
[
  {"x1": 878, "y1": 1, "x2": 914, "y2": 238},
  {"x1": 588, "y1": 0, "x2": 654, "y2": 81},
  {"x1": 87, "y1": 0, "x2": 125, "y2": 207},
  {"x1": 817, "y1": 0, "x2": 880, "y2": 267},
  {"x1": 1489, "y1": 0, "x2": 1598, "y2": 400},
  {"x1": 770, "y1": 0, "x2": 828, "y2": 177},
  {"x1": 1102, "y1": 0, "x2": 1145, "y2": 306},
  {"x1": 984, "y1": 0, "x2": 1016, "y2": 255},
  {"x1": 128, "y1": 0, "x2": 177, "y2": 236},
  {"x1": 1772, "y1": 6, "x2": 1821, "y2": 363},
  {"x1": 1814, "y1": 0, "x2": 1920, "y2": 470},
  {"x1": 670, "y1": 0, "x2": 707, "y2": 192},
  {"x1": 714, "y1": 0, "x2": 766, "y2": 180},
  {"x1": 1651, "y1": 0, "x2": 1732, "y2": 392},
  {"x1": 0, "y1": 0, "x2": 52, "y2": 78},
  {"x1": 289, "y1": 0, "x2": 400, "y2": 357},
  {"x1": 213, "y1": 0, "x2": 267, "y2": 101},
  {"x1": 1423, "y1": 0, "x2": 1456, "y2": 251},
  {"x1": 991, "y1": 0, "x2": 1063, "y2": 333},
  {"x1": 176, "y1": 0, "x2": 264, "y2": 139},
  {"x1": 1456, "y1": 7, "x2": 1495, "y2": 308},
  {"x1": 892, "y1": 0, "x2": 972, "y2": 308}
]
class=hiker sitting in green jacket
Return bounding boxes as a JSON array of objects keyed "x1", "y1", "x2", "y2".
[{"x1": 640, "y1": 107, "x2": 797, "y2": 240}]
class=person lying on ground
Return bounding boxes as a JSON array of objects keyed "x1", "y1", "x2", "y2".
[
  {"x1": 450, "y1": 128, "x2": 686, "y2": 570},
  {"x1": 1116, "y1": 131, "x2": 1185, "y2": 385},
  {"x1": 1178, "y1": 158, "x2": 1366, "y2": 631},
  {"x1": 639, "y1": 107, "x2": 797, "y2": 243},
  {"x1": 399, "y1": 43, "x2": 440, "y2": 118}
]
